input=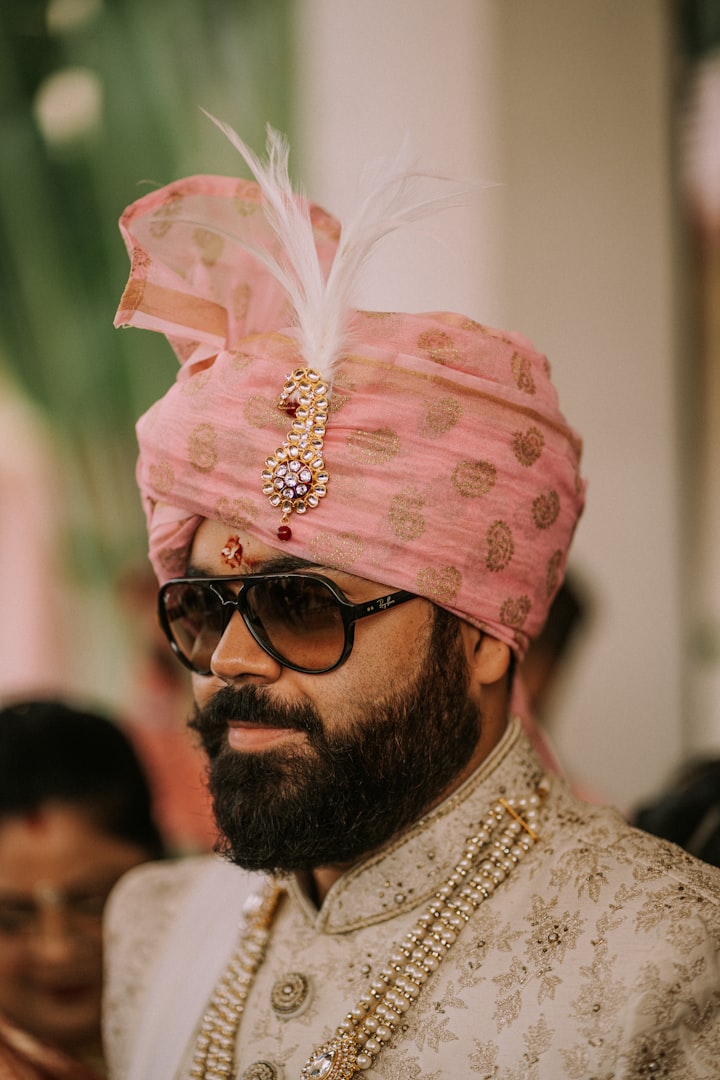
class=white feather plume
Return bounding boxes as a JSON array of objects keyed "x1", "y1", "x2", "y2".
[{"x1": 204, "y1": 111, "x2": 470, "y2": 384}]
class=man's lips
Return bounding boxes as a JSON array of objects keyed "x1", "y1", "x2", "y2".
[{"x1": 227, "y1": 722, "x2": 306, "y2": 752}]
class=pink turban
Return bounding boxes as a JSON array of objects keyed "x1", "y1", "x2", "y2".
[{"x1": 116, "y1": 169, "x2": 585, "y2": 659}]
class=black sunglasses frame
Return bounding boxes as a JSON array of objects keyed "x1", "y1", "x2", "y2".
[{"x1": 157, "y1": 571, "x2": 418, "y2": 676}]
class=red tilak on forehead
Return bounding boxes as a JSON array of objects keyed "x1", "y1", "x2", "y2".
[{"x1": 220, "y1": 535, "x2": 243, "y2": 569}]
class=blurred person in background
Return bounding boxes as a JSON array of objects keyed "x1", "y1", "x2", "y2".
[
  {"x1": 519, "y1": 574, "x2": 588, "y2": 722},
  {"x1": 633, "y1": 757, "x2": 720, "y2": 869},
  {"x1": 0, "y1": 700, "x2": 163, "y2": 1079}
]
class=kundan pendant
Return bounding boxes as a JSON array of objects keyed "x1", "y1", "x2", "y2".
[{"x1": 261, "y1": 367, "x2": 330, "y2": 540}]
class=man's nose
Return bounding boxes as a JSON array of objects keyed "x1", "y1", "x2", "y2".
[{"x1": 210, "y1": 610, "x2": 283, "y2": 684}]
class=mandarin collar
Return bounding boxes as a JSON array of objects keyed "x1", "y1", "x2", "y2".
[{"x1": 286, "y1": 719, "x2": 546, "y2": 933}]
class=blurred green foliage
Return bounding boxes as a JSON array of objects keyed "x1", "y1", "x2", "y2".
[{"x1": 0, "y1": 0, "x2": 292, "y2": 580}]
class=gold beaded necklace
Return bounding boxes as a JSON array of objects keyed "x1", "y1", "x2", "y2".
[{"x1": 190, "y1": 779, "x2": 547, "y2": 1080}]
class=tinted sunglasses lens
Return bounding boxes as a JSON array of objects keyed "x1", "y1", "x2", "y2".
[
  {"x1": 245, "y1": 577, "x2": 346, "y2": 672},
  {"x1": 161, "y1": 582, "x2": 225, "y2": 674}
]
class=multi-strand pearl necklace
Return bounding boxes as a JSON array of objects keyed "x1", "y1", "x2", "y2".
[{"x1": 189, "y1": 779, "x2": 548, "y2": 1080}]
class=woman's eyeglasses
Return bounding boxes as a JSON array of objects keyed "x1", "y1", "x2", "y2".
[
  {"x1": 158, "y1": 572, "x2": 417, "y2": 676},
  {"x1": 0, "y1": 882, "x2": 114, "y2": 939}
]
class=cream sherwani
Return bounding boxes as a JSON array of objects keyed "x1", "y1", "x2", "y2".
[{"x1": 103, "y1": 720, "x2": 720, "y2": 1078}]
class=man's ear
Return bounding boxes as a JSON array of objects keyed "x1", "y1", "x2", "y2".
[{"x1": 459, "y1": 624, "x2": 512, "y2": 687}]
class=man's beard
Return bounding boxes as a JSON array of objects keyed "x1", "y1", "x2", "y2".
[{"x1": 189, "y1": 609, "x2": 481, "y2": 875}]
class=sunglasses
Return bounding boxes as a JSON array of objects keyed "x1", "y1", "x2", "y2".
[{"x1": 158, "y1": 572, "x2": 418, "y2": 676}]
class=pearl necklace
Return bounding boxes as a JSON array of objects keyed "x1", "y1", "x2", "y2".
[{"x1": 189, "y1": 779, "x2": 548, "y2": 1080}]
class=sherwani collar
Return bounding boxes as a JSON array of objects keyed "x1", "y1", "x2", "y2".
[{"x1": 286, "y1": 718, "x2": 546, "y2": 934}]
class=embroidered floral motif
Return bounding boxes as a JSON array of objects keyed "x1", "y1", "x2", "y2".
[
  {"x1": 232, "y1": 195, "x2": 261, "y2": 218},
  {"x1": 423, "y1": 396, "x2": 462, "y2": 435},
  {"x1": 624, "y1": 1028, "x2": 681, "y2": 1077},
  {"x1": 500, "y1": 596, "x2": 531, "y2": 629},
  {"x1": 417, "y1": 329, "x2": 460, "y2": 364},
  {"x1": 148, "y1": 192, "x2": 183, "y2": 238},
  {"x1": 188, "y1": 422, "x2": 219, "y2": 472},
  {"x1": 232, "y1": 282, "x2": 251, "y2": 320},
  {"x1": 486, "y1": 521, "x2": 514, "y2": 573},
  {"x1": 308, "y1": 532, "x2": 364, "y2": 569},
  {"x1": 545, "y1": 549, "x2": 563, "y2": 597},
  {"x1": 193, "y1": 227, "x2": 224, "y2": 266},
  {"x1": 416, "y1": 565, "x2": 462, "y2": 604},
  {"x1": 493, "y1": 957, "x2": 531, "y2": 1030},
  {"x1": 469, "y1": 1038, "x2": 500, "y2": 1075},
  {"x1": 511, "y1": 352, "x2": 536, "y2": 394},
  {"x1": 244, "y1": 395, "x2": 294, "y2": 430},
  {"x1": 548, "y1": 843, "x2": 614, "y2": 902},
  {"x1": 230, "y1": 351, "x2": 255, "y2": 372},
  {"x1": 451, "y1": 460, "x2": 497, "y2": 498},
  {"x1": 389, "y1": 488, "x2": 426, "y2": 541},
  {"x1": 558, "y1": 1044, "x2": 592, "y2": 1079},
  {"x1": 381, "y1": 1056, "x2": 442, "y2": 1080},
  {"x1": 148, "y1": 460, "x2": 174, "y2": 494},
  {"x1": 531, "y1": 490, "x2": 560, "y2": 530},
  {"x1": 180, "y1": 369, "x2": 212, "y2": 395},
  {"x1": 214, "y1": 495, "x2": 257, "y2": 530},
  {"x1": 346, "y1": 427, "x2": 400, "y2": 464},
  {"x1": 512, "y1": 426, "x2": 544, "y2": 467},
  {"x1": 413, "y1": 1010, "x2": 459, "y2": 1053}
]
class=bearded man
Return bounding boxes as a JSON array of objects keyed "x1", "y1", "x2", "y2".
[{"x1": 103, "y1": 126, "x2": 720, "y2": 1080}]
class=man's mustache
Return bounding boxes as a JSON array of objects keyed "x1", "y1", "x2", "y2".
[{"x1": 189, "y1": 685, "x2": 322, "y2": 755}]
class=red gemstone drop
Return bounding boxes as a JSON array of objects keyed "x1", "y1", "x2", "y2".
[{"x1": 277, "y1": 524, "x2": 292, "y2": 542}]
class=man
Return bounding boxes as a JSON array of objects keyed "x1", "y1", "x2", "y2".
[{"x1": 104, "y1": 128, "x2": 720, "y2": 1079}]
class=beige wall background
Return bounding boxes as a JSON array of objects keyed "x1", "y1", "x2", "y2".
[{"x1": 293, "y1": 0, "x2": 687, "y2": 810}]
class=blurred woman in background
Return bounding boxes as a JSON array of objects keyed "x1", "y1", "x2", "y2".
[{"x1": 0, "y1": 700, "x2": 163, "y2": 1079}]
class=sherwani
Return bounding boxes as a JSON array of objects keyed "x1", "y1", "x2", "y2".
[{"x1": 103, "y1": 720, "x2": 720, "y2": 1078}]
